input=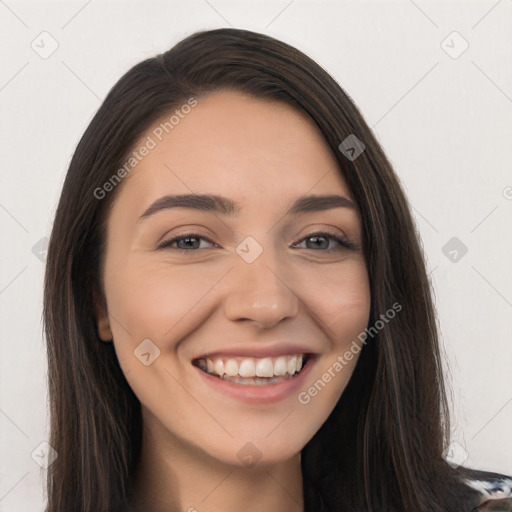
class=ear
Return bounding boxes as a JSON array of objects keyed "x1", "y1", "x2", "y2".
[{"x1": 93, "y1": 286, "x2": 113, "y2": 342}]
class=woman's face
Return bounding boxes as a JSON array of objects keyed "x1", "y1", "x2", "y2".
[{"x1": 96, "y1": 90, "x2": 371, "y2": 467}]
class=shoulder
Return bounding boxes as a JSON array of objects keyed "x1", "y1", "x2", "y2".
[{"x1": 462, "y1": 468, "x2": 512, "y2": 511}]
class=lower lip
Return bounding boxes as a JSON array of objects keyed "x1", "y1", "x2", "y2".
[{"x1": 194, "y1": 356, "x2": 316, "y2": 404}]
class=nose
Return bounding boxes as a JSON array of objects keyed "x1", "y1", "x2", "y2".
[{"x1": 223, "y1": 251, "x2": 300, "y2": 329}]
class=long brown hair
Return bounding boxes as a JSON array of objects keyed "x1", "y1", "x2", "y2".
[{"x1": 43, "y1": 27, "x2": 481, "y2": 511}]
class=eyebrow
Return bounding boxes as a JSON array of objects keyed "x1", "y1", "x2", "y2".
[{"x1": 138, "y1": 193, "x2": 358, "y2": 220}]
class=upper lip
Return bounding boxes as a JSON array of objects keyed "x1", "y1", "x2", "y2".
[{"x1": 193, "y1": 344, "x2": 317, "y2": 360}]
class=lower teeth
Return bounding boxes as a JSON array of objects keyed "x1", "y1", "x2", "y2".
[{"x1": 220, "y1": 374, "x2": 295, "y2": 385}]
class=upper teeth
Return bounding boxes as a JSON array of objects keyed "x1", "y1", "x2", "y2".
[{"x1": 196, "y1": 354, "x2": 305, "y2": 378}]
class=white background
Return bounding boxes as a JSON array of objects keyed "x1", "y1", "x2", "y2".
[{"x1": 1, "y1": 0, "x2": 511, "y2": 510}]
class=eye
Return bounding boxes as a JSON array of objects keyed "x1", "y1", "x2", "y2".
[
  {"x1": 157, "y1": 234, "x2": 217, "y2": 251},
  {"x1": 157, "y1": 231, "x2": 359, "y2": 253},
  {"x1": 291, "y1": 231, "x2": 358, "y2": 253}
]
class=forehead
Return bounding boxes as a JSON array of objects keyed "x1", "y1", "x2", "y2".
[{"x1": 115, "y1": 89, "x2": 354, "y2": 213}]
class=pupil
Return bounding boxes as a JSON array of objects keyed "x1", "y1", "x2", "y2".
[
  {"x1": 309, "y1": 236, "x2": 327, "y2": 250},
  {"x1": 179, "y1": 237, "x2": 199, "y2": 249}
]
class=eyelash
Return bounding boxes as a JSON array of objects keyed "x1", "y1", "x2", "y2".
[{"x1": 157, "y1": 231, "x2": 359, "y2": 253}]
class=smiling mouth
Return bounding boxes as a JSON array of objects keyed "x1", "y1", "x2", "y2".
[{"x1": 192, "y1": 353, "x2": 314, "y2": 385}]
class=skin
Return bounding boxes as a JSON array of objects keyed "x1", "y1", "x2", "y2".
[{"x1": 95, "y1": 90, "x2": 371, "y2": 512}]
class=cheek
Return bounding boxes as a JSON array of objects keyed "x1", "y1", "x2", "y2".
[
  {"x1": 290, "y1": 263, "x2": 370, "y2": 438},
  {"x1": 103, "y1": 256, "x2": 231, "y2": 371},
  {"x1": 301, "y1": 259, "x2": 371, "y2": 343},
  {"x1": 103, "y1": 258, "x2": 225, "y2": 402},
  {"x1": 105, "y1": 257, "x2": 218, "y2": 331}
]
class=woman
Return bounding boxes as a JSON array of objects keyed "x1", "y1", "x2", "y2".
[{"x1": 43, "y1": 28, "x2": 511, "y2": 512}]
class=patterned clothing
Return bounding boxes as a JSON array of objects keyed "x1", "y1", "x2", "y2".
[{"x1": 465, "y1": 469, "x2": 512, "y2": 511}]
